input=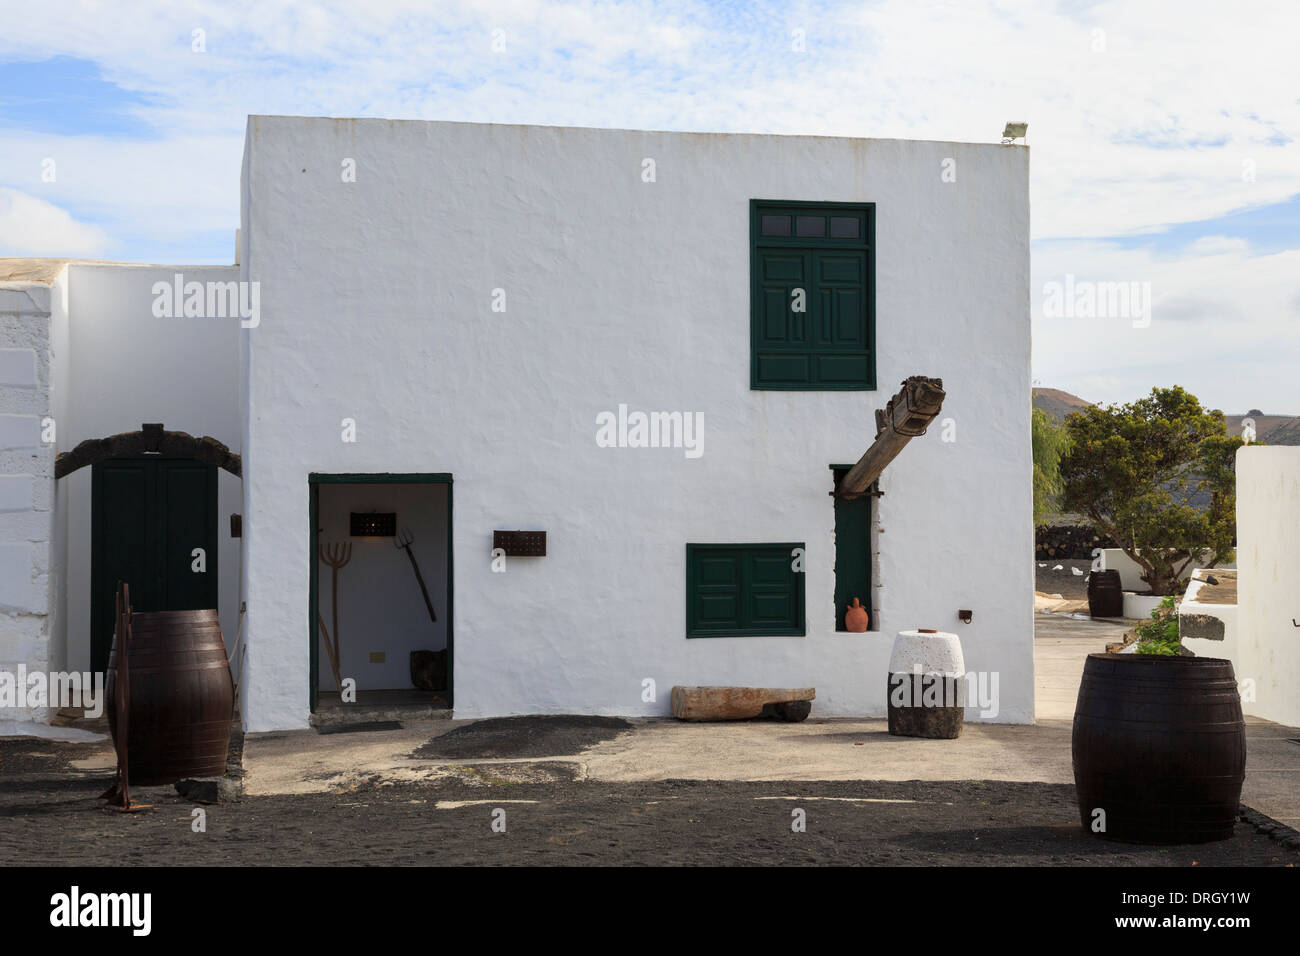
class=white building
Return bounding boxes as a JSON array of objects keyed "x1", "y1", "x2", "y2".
[
  {"x1": 2, "y1": 117, "x2": 1033, "y2": 733},
  {"x1": 1181, "y1": 447, "x2": 1300, "y2": 728}
]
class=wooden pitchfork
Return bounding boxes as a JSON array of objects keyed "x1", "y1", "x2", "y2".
[
  {"x1": 395, "y1": 527, "x2": 437, "y2": 626},
  {"x1": 319, "y1": 541, "x2": 352, "y2": 689}
]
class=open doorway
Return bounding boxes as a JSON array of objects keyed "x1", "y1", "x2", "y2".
[{"x1": 309, "y1": 474, "x2": 452, "y2": 714}]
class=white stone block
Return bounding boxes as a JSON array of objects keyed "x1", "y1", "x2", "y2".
[
  {"x1": 0, "y1": 415, "x2": 42, "y2": 451},
  {"x1": 0, "y1": 543, "x2": 35, "y2": 610},
  {"x1": 0, "y1": 349, "x2": 37, "y2": 387},
  {"x1": 889, "y1": 630, "x2": 965, "y2": 675},
  {"x1": 0, "y1": 475, "x2": 32, "y2": 512}
]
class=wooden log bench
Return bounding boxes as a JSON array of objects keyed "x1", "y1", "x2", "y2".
[{"x1": 670, "y1": 686, "x2": 815, "y2": 722}]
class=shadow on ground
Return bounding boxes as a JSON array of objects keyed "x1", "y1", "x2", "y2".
[{"x1": 411, "y1": 715, "x2": 633, "y2": 759}]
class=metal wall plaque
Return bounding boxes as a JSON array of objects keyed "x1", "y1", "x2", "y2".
[{"x1": 494, "y1": 530, "x2": 546, "y2": 556}]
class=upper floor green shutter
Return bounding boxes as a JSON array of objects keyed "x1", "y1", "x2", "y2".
[{"x1": 751, "y1": 201, "x2": 875, "y2": 390}]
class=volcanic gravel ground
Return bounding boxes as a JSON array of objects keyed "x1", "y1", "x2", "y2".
[
  {"x1": 1035, "y1": 558, "x2": 1095, "y2": 601},
  {"x1": 0, "y1": 738, "x2": 1293, "y2": 866}
]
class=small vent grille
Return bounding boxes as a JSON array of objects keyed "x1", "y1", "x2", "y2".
[
  {"x1": 351, "y1": 512, "x2": 397, "y2": 537},
  {"x1": 494, "y1": 530, "x2": 547, "y2": 556}
]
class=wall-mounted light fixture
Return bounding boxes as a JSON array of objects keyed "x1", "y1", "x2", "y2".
[
  {"x1": 351, "y1": 512, "x2": 397, "y2": 537},
  {"x1": 1001, "y1": 122, "x2": 1028, "y2": 144}
]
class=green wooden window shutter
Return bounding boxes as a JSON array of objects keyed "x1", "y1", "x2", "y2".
[
  {"x1": 686, "y1": 543, "x2": 806, "y2": 637},
  {"x1": 750, "y1": 201, "x2": 875, "y2": 390}
]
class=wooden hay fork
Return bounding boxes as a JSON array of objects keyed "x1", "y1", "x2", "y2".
[{"x1": 318, "y1": 541, "x2": 351, "y2": 690}]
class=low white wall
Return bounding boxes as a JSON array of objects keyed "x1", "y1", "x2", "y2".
[
  {"x1": 0, "y1": 276, "x2": 61, "y2": 723},
  {"x1": 1178, "y1": 574, "x2": 1238, "y2": 662},
  {"x1": 1122, "y1": 592, "x2": 1165, "y2": 621},
  {"x1": 1235, "y1": 447, "x2": 1300, "y2": 727},
  {"x1": 1098, "y1": 547, "x2": 1232, "y2": 593}
]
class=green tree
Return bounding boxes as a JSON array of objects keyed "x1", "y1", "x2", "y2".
[
  {"x1": 1031, "y1": 406, "x2": 1070, "y2": 528},
  {"x1": 1058, "y1": 386, "x2": 1241, "y2": 596}
]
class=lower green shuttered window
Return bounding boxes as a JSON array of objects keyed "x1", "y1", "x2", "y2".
[{"x1": 686, "y1": 543, "x2": 806, "y2": 638}]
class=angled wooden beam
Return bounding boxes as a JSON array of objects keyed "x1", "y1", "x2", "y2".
[{"x1": 835, "y1": 376, "x2": 946, "y2": 498}]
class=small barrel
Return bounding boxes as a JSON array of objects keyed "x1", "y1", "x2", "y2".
[
  {"x1": 107, "y1": 609, "x2": 235, "y2": 785},
  {"x1": 1072, "y1": 653, "x2": 1245, "y2": 844},
  {"x1": 1087, "y1": 569, "x2": 1124, "y2": 618}
]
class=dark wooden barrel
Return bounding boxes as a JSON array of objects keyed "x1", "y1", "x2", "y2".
[
  {"x1": 106, "y1": 609, "x2": 234, "y2": 785},
  {"x1": 1087, "y1": 569, "x2": 1124, "y2": 618},
  {"x1": 1072, "y1": 653, "x2": 1245, "y2": 844}
]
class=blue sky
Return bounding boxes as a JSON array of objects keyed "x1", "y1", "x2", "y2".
[
  {"x1": 0, "y1": 56, "x2": 160, "y2": 138},
  {"x1": 1, "y1": 0, "x2": 1297, "y2": 412}
]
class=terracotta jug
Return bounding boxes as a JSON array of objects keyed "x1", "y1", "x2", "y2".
[{"x1": 845, "y1": 598, "x2": 870, "y2": 632}]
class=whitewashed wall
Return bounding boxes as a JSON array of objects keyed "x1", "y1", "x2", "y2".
[
  {"x1": 58, "y1": 264, "x2": 242, "y2": 673},
  {"x1": 49, "y1": 272, "x2": 70, "y2": 678},
  {"x1": 1178, "y1": 571, "x2": 1238, "y2": 661},
  {"x1": 0, "y1": 273, "x2": 63, "y2": 723},
  {"x1": 1235, "y1": 447, "x2": 1300, "y2": 727},
  {"x1": 240, "y1": 118, "x2": 1033, "y2": 731}
]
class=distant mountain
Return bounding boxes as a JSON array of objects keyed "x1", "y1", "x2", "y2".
[
  {"x1": 1033, "y1": 389, "x2": 1298, "y2": 444},
  {"x1": 1224, "y1": 413, "x2": 1300, "y2": 446},
  {"x1": 1032, "y1": 388, "x2": 1092, "y2": 422}
]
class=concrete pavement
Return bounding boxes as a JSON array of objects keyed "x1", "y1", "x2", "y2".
[
  {"x1": 1033, "y1": 613, "x2": 1126, "y2": 720},
  {"x1": 241, "y1": 612, "x2": 1300, "y2": 830}
]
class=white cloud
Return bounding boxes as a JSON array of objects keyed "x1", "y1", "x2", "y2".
[
  {"x1": 3, "y1": 0, "x2": 1299, "y2": 407},
  {"x1": 5, "y1": 0, "x2": 1297, "y2": 240},
  {"x1": 0, "y1": 131, "x2": 242, "y2": 246},
  {"x1": 1186, "y1": 236, "x2": 1251, "y2": 257},
  {"x1": 0, "y1": 188, "x2": 111, "y2": 257},
  {"x1": 1032, "y1": 240, "x2": 1300, "y2": 411}
]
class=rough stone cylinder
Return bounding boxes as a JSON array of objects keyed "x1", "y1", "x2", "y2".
[{"x1": 887, "y1": 629, "x2": 965, "y2": 739}]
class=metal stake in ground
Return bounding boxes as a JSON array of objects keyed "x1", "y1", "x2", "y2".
[
  {"x1": 104, "y1": 581, "x2": 149, "y2": 812},
  {"x1": 394, "y1": 527, "x2": 437, "y2": 626}
]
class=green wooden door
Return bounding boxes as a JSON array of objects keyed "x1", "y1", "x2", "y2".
[{"x1": 91, "y1": 457, "x2": 218, "y2": 674}]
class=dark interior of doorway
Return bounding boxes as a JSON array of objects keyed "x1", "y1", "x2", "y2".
[{"x1": 309, "y1": 473, "x2": 453, "y2": 714}]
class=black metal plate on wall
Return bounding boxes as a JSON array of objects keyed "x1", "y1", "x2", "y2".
[
  {"x1": 351, "y1": 512, "x2": 397, "y2": 537},
  {"x1": 494, "y1": 530, "x2": 546, "y2": 556}
]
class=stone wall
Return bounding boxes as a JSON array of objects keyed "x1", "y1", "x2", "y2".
[
  {"x1": 0, "y1": 277, "x2": 62, "y2": 723},
  {"x1": 1034, "y1": 524, "x2": 1117, "y2": 560}
]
